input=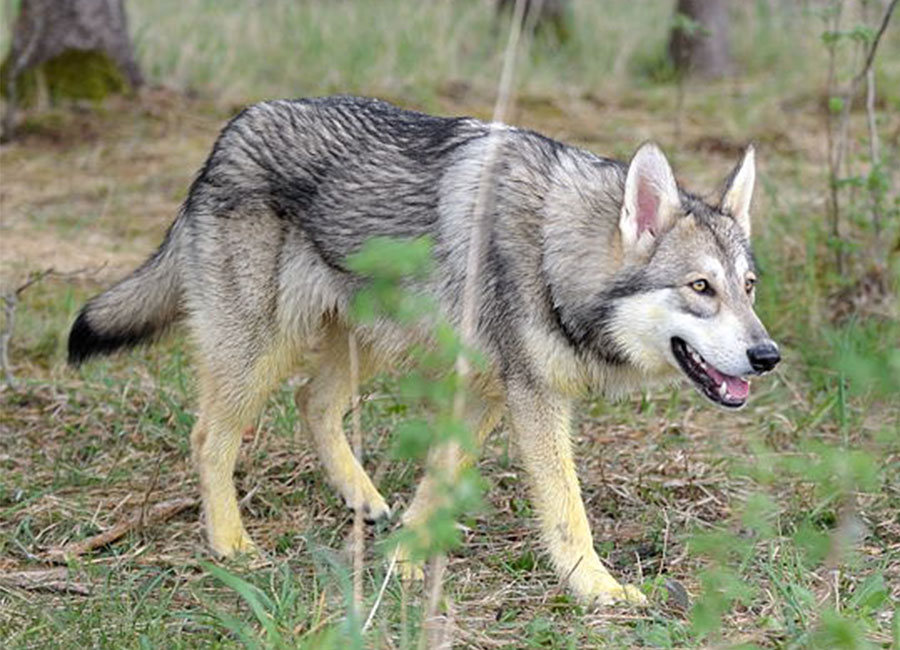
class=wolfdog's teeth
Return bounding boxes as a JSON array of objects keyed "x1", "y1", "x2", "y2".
[{"x1": 719, "y1": 382, "x2": 728, "y2": 397}]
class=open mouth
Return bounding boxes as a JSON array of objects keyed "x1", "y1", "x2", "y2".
[{"x1": 671, "y1": 337, "x2": 749, "y2": 409}]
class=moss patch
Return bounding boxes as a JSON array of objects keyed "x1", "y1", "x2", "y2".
[{"x1": 0, "y1": 49, "x2": 128, "y2": 106}]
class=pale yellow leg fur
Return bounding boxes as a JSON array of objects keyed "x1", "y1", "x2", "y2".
[
  {"x1": 191, "y1": 340, "x2": 300, "y2": 556},
  {"x1": 296, "y1": 326, "x2": 389, "y2": 521},
  {"x1": 191, "y1": 374, "x2": 260, "y2": 555},
  {"x1": 507, "y1": 383, "x2": 646, "y2": 606}
]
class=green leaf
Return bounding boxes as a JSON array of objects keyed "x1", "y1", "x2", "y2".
[
  {"x1": 345, "y1": 236, "x2": 434, "y2": 279},
  {"x1": 391, "y1": 418, "x2": 434, "y2": 459},
  {"x1": 741, "y1": 492, "x2": 778, "y2": 538},
  {"x1": 812, "y1": 609, "x2": 873, "y2": 649},
  {"x1": 449, "y1": 467, "x2": 485, "y2": 513},
  {"x1": 201, "y1": 561, "x2": 284, "y2": 648},
  {"x1": 821, "y1": 30, "x2": 841, "y2": 47},
  {"x1": 848, "y1": 25, "x2": 874, "y2": 44},
  {"x1": 847, "y1": 573, "x2": 888, "y2": 613},
  {"x1": 794, "y1": 521, "x2": 831, "y2": 567}
]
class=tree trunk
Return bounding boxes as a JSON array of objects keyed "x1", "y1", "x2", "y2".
[
  {"x1": 1, "y1": 0, "x2": 142, "y2": 141},
  {"x1": 496, "y1": 0, "x2": 572, "y2": 43},
  {"x1": 668, "y1": 0, "x2": 732, "y2": 78}
]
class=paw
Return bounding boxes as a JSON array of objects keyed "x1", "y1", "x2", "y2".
[
  {"x1": 569, "y1": 569, "x2": 648, "y2": 607},
  {"x1": 607, "y1": 583, "x2": 648, "y2": 606},
  {"x1": 209, "y1": 526, "x2": 258, "y2": 558},
  {"x1": 392, "y1": 544, "x2": 425, "y2": 583},
  {"x1": 343, "y1": 485, "x2": 391, "y2": 524}
]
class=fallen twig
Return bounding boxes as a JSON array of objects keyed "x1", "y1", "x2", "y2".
[
  {"x1": 362, "y1": 546, "x2": 399, "y2": 633},
  {"x1": 43, "y1": 496, "x2": 196, "y2": 560},
  {"x1": 0, "y1": 568, "x2": 91, "y2": 596}
]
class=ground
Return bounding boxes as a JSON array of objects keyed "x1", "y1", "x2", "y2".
[{"x1": 0, "y1": 55, "x2": 898, "y2": 650}]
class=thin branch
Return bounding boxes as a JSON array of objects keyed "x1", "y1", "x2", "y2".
[
  {"x1": 825, "y1": 0, "x2": 897, "y2": 273},
  {"x1": 824, "y1": 2, "x2": 843, "y2": 273},
  {"x1": 832, "y1": 0, "x2": 892, "y2": 175},
  {"x1": 43, "y1": 497, "x2": 196, "y2": 560},
  {"x1": 15, "y1": 268, "x2": 55, "y2": 296},
  {"x1": 1, "y1": 264, "x2": 107, "y2": 388},
  {"x1": 865, "y1": 66, "x2": 882, "y2": 239},
  {"x1": 864, "y1": 68, "x2": 879, "y2": 169},
  {"x1": 348, "y1": 331, "x2": 364, "y2": 622},
  {"x1": 851, "y1": 0, "x2": 898, "y2": 89},
  {"x1": 1, "y1": 296, "x2": 19, "y2": 388},
  {"x1": 422, "y1": 0, "x2": 531, "y2": 646},
  {"x1": 1, "y1": 269, "x2": 54, "y2": 387},
  {"x1": 138, "y1": 451, "x2": 166, "y2": 533}
]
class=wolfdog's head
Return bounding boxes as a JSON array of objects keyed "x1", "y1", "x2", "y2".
[{"x1": 610, "y1": 143, "x2": 780, "y2": 409}]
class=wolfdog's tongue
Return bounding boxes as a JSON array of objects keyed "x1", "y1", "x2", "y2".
[{"x1": 704, "y1": 363, "x2": 750, "y2": 400}]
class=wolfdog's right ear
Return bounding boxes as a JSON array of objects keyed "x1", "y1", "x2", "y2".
[
  {"x1": 619, "y1": 143, "x2": 681, "y2": 254},
  {"x1": 719, "y1": 145, "x2": 755, "y2": 239}
]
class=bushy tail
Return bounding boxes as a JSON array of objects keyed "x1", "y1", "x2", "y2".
[{"x1": 68, "y1": 218, "x2": 185, "y2": 366}]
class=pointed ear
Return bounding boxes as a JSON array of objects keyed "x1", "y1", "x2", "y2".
[
  {"x1": 620, "y1": 142, "x2": 681, "y2": 253},
  {"x1": 720, "y1": 145, "x2": 755, "y2": 238}
]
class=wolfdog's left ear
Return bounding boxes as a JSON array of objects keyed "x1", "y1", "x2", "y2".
[{"x1": 720, "y1": 146, "x2": 756, "y2": 238}]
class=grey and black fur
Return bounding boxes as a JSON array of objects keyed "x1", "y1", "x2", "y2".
[{"x1": 69, "y1": 95, "x2": 779, "y2": 605}]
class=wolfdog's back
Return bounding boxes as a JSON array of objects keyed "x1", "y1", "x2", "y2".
[
  {"x1": 189, "y1": 96, "x2": 489, "y2": 260},
  {"x1": 174, "y1": 97, "x2": 500, "y2": 355}
]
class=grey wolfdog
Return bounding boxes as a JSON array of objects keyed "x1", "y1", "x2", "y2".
[{"x1": 69, "y1": 95, "x2": 780, "y2": 604}]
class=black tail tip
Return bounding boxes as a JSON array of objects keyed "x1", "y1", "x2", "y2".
[
  {"x1": 68, "y1": 310, "x2": 101, "y2": 366},
  {"x1": 68, "y1": 309, "x2": 150, "y2": 366}
]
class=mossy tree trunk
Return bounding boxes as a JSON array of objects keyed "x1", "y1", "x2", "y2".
[
  {"x1": 1, "y1": 0, "x2": 142, "y2": 141},
  {"x1": 667, "y1": 0, "x2": 732, "y2": 78}
]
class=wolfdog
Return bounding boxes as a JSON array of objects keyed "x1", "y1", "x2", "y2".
[{"x1": 69, "y1": 95, "x2": 780, "y2": 604}]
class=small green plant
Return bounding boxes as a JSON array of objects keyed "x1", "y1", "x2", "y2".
[
  {"x1": 346, "y1": 237, "x2": 485, "y2": 564},
  {"x1": 195, "y1": 560, "x2": 348, "y2": 650}
]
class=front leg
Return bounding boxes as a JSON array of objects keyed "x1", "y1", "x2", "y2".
[{"x1": 507, "y1": 382, "x2": 646, "y2": 605}]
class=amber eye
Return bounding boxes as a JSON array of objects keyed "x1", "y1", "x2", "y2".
[
  {"x1": 690, "y1": 279, "x2": 713, "y2": 295},
  {"x1": 745, "y1": 276, "x2": 757, "y2": 294}
]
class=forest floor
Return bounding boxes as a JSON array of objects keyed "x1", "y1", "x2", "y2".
[{"x1": 1, "y1": 81, "x2": 898, "y2": 649}]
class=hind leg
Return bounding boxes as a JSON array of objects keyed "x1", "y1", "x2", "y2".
[
  {"x1": 183, "y1": 204, "x2": 305, "y2": 554},
  {"x1": 296, "y1": 326, "x2": 390, "y2": 522},
  {"x1": 191, "y1": 371, "x2": 255, "y2": 555},
  {"x1": 191, "y1": 344, "x2": 295, "y2": 556}
]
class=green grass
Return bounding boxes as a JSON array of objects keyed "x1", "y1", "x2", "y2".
[{"x1": 2, "y1": 0, "x2": 899, "y2": 647}]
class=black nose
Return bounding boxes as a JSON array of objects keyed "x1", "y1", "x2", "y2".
[{"x1": 747, "y1": 342, "x2": 780, "y2": 373}]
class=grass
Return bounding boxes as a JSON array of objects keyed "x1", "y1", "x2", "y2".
[{"x1": 2, "y1": 0, "x2": 899, "y2": 648}]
